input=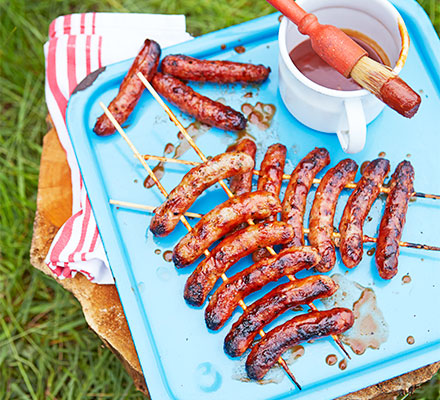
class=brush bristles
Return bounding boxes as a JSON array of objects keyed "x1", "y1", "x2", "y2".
[{"x1": 351, "y1": 56, "x2": 396, "y2": 96}]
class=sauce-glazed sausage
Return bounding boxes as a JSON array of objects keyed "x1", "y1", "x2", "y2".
[
  {"x1": 172, "y1": 191, "x2": 281, "y2": 268},
  {"x1": 205, "y1": 247, "x2": 320, "y2": 330},
  {"x1": 152, "y1": 73, "x2": 247, "y2": 131},
  {"x1": 376, "y1": 161, "x2": 414, "y2": 279},
  {"x1": 150, "y1": 152, "x2": 254, "y2": 237},
  {"x1": 253, "y1": 143, "x2": 287, "y2": 261},
  {"x1": 161, "y1": 54, "x2": 271, "y2": 84},
  {"x1": 228, "y1": 139, "x2": 257, "y2": 196},
  {"x1": 339, "y1": 158, "x2": 390, "y2": 269},
  {"x1": 309, "y1": 159, "x2": 358, "y2": 272},
  {"x1": 224, "y1": 275, "x2": 337, "y2": 357},
  {"x1": 184, "y1": 222, "x2": 294, "y2": 307},
  {"x1": 245, "y1": 308, "x2": 354, "y2": 380},
  {"x1": 94, "y1": 39, "x2": 161, "y2": 136},
  {"x1": 282, "y1": 148, "x2": 330, "y2": 248}
]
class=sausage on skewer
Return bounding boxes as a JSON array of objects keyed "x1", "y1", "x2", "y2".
[
  {"x1": 224, "y1": 275, "x2": 338, "y2": 357},
  {"x1": 150, "y1": 152, "x2": 254, "y2": 237},
  {"x1": 376, "y1": 160, "x2": 415, "y2": 279},
  {"x1": 184, "y1": 221, "x2": 294, "y2": 307},
  {"x1": 339, "y1": 158, "x2": 390, "y2": 269},
  {"x1": 152, "y1": 72, "x2": 247, "y2": 131},
  {"x1": 161, "y1": 54, "x2": 271, "y2": 84},
  {"x1": 94, "y1": 39, "x2": 161, "y2": 136},
  {"x1": 205, "y1": 246, "x2": 320, "y2": 330},
  {"x1": 228, "y1": 139, "x2": 257, "y2": 196},
  {"x1": 282, "y1": 148, "x2": 330, "y2": 248},
  {"x1": 172, "y1": 191, "x2": 281, "y2": 268},
  {"x1": 245, "y1": 308, "x2": 354, "y2": 380},
  {"x1": 253, "y1": 143, "x2": 287, "y2": 261},
  {"x1": 309, "y1": 159, "x2": 359, "y2": 272}
]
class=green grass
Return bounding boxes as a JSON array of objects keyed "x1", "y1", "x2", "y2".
[{"x1": 0, "y1": 0, "x2": 439, "y2": 398}]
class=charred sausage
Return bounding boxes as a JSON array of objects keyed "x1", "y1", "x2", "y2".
[
  {"x1": 282, "y1": 148, "x2": 330, "y2": 248},
  {"x1": 253, "y1": 143, "x2": 287, "y2": 261},
  {"x1": 184, "y1": 221, "x2": 294, "y2": 307},
  {"x1": 205, "y1": 246, "x2": 320, "y2": 330},
  {"x1": 161, "y1": 54, "x2": 271, "y2": 84},
  {"x1": 339, "y1": 158, "x2": 390, "y2": 269},
  {"x1": 152, "y1": 72, "x2": 247, "y2": 131},
  {"x1": 172, "y1": 191, "x2": 281, "y2": 268},
  {"x1": 228, "y1": 139, "x2": 257, "y2": 196},
  {"x1": 309, "y1": 159, "x2": 358, "y2": 272},
  {"x1": 150, "y1": 152, "x2": 254, "y2": 237},
  {"x1": 376, "y1": 161, "x2": 414, "y2": 279},
  {"x1": 224, "y1": 275, "x2": 338, "y2": 357},
  {"x1": 94, "y1": 39, "x2": 161, "y2": 136},
  {"x1": 245, "y1": 308, "x2": 354, "y2": 380}
]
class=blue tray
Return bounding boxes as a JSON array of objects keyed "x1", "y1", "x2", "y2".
[{"x1": 66, "y1": 1, "x2": 440, "y2": 399}]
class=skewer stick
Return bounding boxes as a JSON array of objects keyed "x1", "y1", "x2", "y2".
[
  {"x1": 109, "y1": 200, "x2": 203, "y2": 218},
  {"x1": 100, "y1": 103, "x2": 302, "y2": 390},
  {"x1": 138, "y1": 73, "x2": 351, "y2": 362},
  {"x1": 141, "y1": 154, "x2": 440, "y2": 200}
]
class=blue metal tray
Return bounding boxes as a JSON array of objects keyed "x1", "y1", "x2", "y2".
[{"x1": 66, "y1": 1, "x2": 440, "y2": 399}]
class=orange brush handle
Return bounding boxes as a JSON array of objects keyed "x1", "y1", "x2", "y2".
[{"x1": 266, "y1": 0, "x2": 367, "y2": 77}]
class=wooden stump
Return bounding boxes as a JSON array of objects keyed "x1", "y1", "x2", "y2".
[{"x1": 30, "y1": 127, "x2": 439, "y2": 399}]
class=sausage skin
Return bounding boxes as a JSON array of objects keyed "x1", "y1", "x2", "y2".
[
  {"x1": 152, "y1": 72, "x2": 247, "y2": 131},
  {"x1": 150, "y1": 152, "x2": 254, "y2": 237},
  {"x1": 161, "y1": 54, "x2": 271, "y2": 84},
  {"x1": 245, "y1": 308, "x2": 354, "y2": 380},
  {"x1": 184, "y1": 222, "x2": 294, "y2": 307},
  {"x1": 172, "y1": 191, "x2": 281, "y2": 268},
  {"x1": 224, "y1": 275, "x2": 338, "y2": 357},
  {"x1": 205, "y1": 246, "x2": 320, "y2": 331},
  {"x1": 376, "y1": 161, "x2": 414, "y2": 279},
  {"x1": 282, "y1": 148, "x2": 330, "y2": 248},
  {"x1": 94, "y1": 39, "x2": 161, "y2": 136},
  {"x1": 309, "y1": 159, "x2": 358, "y2": 272},
  {"x1": 339, "y1": 158, "x2": 390, "y2": 269},
  {"x1": 253, "y1": 143, "x2": 287, "y2": 261},
  {"x1": 228, "y1": 139, "x2": 257, "y2": 196}
]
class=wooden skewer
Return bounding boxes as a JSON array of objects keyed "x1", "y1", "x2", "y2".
[
  {"x1": 138, "y1": 72, "x2": 352, "y2": 363},
  {"x1": 110, "y1": 199, "x2": 440, "y2": 253},
  {"x1": 141, "y1": 154, "x2": 440, "y2": 200},
  {"x1": 100, "y1": 102, "x2": 302, "y2": 390}
]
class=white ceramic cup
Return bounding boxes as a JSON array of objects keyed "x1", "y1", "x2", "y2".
[{"x1": 278, "y1": 0, "x2": 409, "y2": 153}]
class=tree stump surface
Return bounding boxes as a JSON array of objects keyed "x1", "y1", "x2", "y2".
[{"x1": 30, "y1": 127, "x2": 439, "y2": 399}]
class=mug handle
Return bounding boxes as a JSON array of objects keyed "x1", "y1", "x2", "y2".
[{"x1": 336, "y1": 98, "x2": 366, "y2": 154}]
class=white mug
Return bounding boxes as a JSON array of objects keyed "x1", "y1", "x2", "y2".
[{"x1": 278, "y1": 0, "x2": 409, "y2": 153}]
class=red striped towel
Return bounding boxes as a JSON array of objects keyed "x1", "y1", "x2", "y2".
[{"x1": 44, "y1": 13, "x2": 192, "y2": 284}]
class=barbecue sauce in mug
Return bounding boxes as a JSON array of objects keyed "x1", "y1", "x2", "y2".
[{"x1": 289, "y1": 30, "x2": 388, "y2": 91}]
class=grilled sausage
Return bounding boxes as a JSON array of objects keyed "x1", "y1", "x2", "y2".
[
  {"x1": 376, "y1": 161, "x2": 414, "y2": 279},
  {"x1": 184, "y1": 221, "x2": 294, "y2": 307},
  {"x1": 152, "y1": 72, "x2": 247, "y2": 131},
  {"x1": 161, "y1": 54, "x2": 271, "y2": 84},
  {"x1": 224, "y1": 275, "x2": 338, "y2": 357},
  {"x1": 339, "y1": 158, "x2": 390, "y2": 269},
  {"x1": 150, "y1": 152, "x2": 254, "y2": 237},
  {"x1": 228, "y1": 139, "x2": 257, "y2": 196},
  {"x1": 172, "y1": 191, "x2": 281, "y2": 268},
  {"x1": 245, "y1": 308, "x2": 354, "y2": 380},
  {"x1": 94, "y1": 39, "x2": 161, "y2": 136},
  {"x1": 205, "y1": 246, "x2": 320, "y2": 330},
  {"x1": 309, "y1": 159, "x2": 358, "y2": 272},
  {"x1": 282, "y1": 148, "x2": 330, "y2": 248},
  {"x1": 253, "y1": 144, "x2": 287, "y2": 261}
]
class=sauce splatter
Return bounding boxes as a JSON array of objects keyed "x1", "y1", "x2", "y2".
[
  {"x1": 402, "y1": 275, "x2": 412, "y2": 284},
  {"x1": 154, "y1": 249, "x2": 161, "y2": 255},
  {"x1": 234, "y1": 45, "x2": 246, "y2": 54},
  {"x1": 292, "y1": 305, "x2": 304, "y2": 312},
  {"x1": 360, "y1": 161, "x2": 370, "y2": 175},
  {"x1": 241, "y1": 102, "x2": 276, "y2": 130},
  {"x1": 326, "y1": 354, "x2": 338, "y2": 366},
  {"x1": 243, "y1": 92, "x2": 253, "y2": 98},
  {"x1": 220, "y1": 44, "x2": 226, "y2": 50},
  {"x1": 407, "y1": 336, "x2": 415, "y2": 345},
  {"x1": 278, "y1": 15, "x2": 283, "y2": 23},
  {"x1": 367, "y1": 247, "x2": 375, "y2": 256},
  {"x1": 378, "y1": 151, "x2": 386, "y2": 157},
  {"x1": 338, "y1": 358, "x2": 347, "y2": 370},
  {"x1": 163, "y1": 250, "x2": 173, "y2": 262}
]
